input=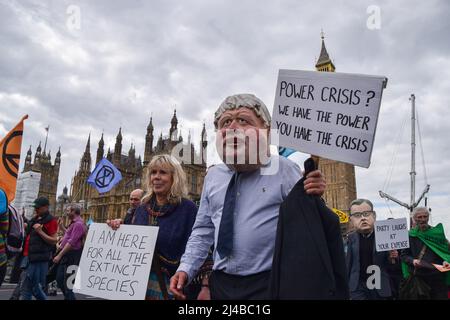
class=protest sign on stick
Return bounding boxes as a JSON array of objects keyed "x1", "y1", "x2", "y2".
[{"x1": 271, "y1": 70, "x2": 387, "y2": 168}]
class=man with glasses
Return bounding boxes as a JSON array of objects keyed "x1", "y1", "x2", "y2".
[{"x1": 346, "y1": 198, "x2": 397, "y2": 300}]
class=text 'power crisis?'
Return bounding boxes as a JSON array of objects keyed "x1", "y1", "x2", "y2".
[
  {"x1": 271, "y1": 70, "x2": 387, "y2": 168},
  {"x1": 74, "y1": 223, "x2": 158, "y2": 300}
]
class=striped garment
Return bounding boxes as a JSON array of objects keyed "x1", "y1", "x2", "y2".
[
  {"x1": 146, "y1": 270, "x2": 173, "y2": 300},
  {"x1": 0, "y1": 208, "x2": 8, "y2": 267}
]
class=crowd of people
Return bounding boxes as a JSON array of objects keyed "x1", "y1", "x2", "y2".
[
  {"x1": 345, "y1": 200, "x2": 450, "y2": 300},
  {"x1": 0, "y1": 93, "x2": 449, "y2": 300},
  {"x1": 0, "y1": 198, "x2": 86, "y2": 300}
]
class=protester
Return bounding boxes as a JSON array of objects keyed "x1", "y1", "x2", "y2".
[
  {"x1": 0, "y1": 188, "x2": 8, "y2": 287},
  {"x1": 108, "y1": 154, "x2": 198, "y2": 300},
  {"x1": 401, "y1": 207, "x2": 450, "y2": 300},
  {"x1": 386, "y1": 251, "x2": 403, "y2": 300},
  {"x1": 53, "y1": 204, "x2": 86, "y2": 300},
  {"x1": 123, "y1": 189, "x2": 144, "y2": 224},
  {"x1": 346, "y1": 198, "x2": 397, "y2": 300},
  {"x1": 385, "y1": 218, "x2": 404, "y2": 300},
  {"x1": 20, "y1": 197, "x2": 57, "y2": 300},
  {"x1": 9, "y1": 214, "x2": 29, "y2": 300},
  {"x1": 170, "y1": 93, "x2": 326, "y2": 300}
]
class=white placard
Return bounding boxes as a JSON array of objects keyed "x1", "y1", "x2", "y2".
[
  {"x1": 374, "y1": 218, "x2": 409, "y2": 252},
  {"x1": 73, "y1": 223, "x2": 159, "y2": 300},
  {"x1": 271, "y1": 69, "x2": 387, "y2": 168}
]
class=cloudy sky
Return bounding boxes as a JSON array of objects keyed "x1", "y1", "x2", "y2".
[{"x1": 1, "y1": 0, "x2": 449, "y2": 234}]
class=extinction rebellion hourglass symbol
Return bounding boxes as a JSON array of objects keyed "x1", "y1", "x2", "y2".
[
  {"x1": 2, "y1": 130, "x2": 22, "y2": 179},
  {"x1": 87, "y1": 157, "x2": 122, "y2": 193},
  {"x1": 94, "y1": 165, "x2": 116, "y2": 189}
]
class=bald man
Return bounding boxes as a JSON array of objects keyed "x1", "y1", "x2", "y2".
[{"x1": 123, "y1": 189, "x2": 144, "y2": 225}]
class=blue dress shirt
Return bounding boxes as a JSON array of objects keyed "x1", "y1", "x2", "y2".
[{"x1": 177, "y1": 155, "x2": 302, "y2": 281}]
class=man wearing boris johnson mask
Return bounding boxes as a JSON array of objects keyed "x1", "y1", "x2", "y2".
[{"x1": 169, "y1": 93, "x2": 327, "y2": 300}]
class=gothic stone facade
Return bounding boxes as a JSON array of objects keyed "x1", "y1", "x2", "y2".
[
  {"x1": 23, "y1": 143, "x2": 61, "y2": 215},
  {"x1": 70, "y1": 111, "x2": 207, "y2": 223}
]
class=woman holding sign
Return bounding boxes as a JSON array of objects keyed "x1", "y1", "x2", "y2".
[{"x1": 108, "y1": 155, "x2": 199, "y2": 300}]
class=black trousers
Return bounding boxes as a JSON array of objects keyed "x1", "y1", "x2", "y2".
[
  {"x1": 209, "y1": 270, "x2": 270, "y2": 300},
  {"x1": 10, "y1": 271, "x2": 26, "y2": 300},
  {"x1": 0, "y1": 263, "x2": 7, "y2": 287},
  {"x1": 9, "y1": 254, "x2": 23, "y2": 284}
]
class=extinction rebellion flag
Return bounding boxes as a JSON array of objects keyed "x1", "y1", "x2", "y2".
[
  {"x1": 87, "y1": 157, "x2": 122, "y2": 194},
  {"x1": 0, "y1": 115, "x2": 28, "y2": 202}
]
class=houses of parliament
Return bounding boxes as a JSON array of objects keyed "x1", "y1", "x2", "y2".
[
  {"x1": 50, "y1": 34, "x2": 356, "y2": 231},
  {"x1": 69, "y1": 111, "x2": 207, "y2": 223},
  {"x1": 19, "y1": 143, "x2": 62, "y2": 216}
]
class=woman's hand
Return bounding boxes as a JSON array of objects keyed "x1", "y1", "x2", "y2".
[
  {"x1": 106, "y1": 219, "x2": 123, "y2": 230},
  {"x1": 389, "y1": 250, "x2": 399, "y2": 259}
]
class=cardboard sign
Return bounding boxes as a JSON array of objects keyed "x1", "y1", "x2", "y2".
[
  {"x1": 374, "y1": 218, "x2": 409, "y2": 252},
  {"x1": 73, "y1": 223, "x2": 158, "y2": 300},
  {"x1": 271, "y1": 69, "x2": 387, "y2": 168}
]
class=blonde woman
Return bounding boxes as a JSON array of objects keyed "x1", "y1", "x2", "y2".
[{"x1": 108, "y1": 154, "x2": 197, "y2": 300}]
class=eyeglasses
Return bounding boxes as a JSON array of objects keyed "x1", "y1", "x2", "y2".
[
  {"x1": 350, "y1": 211, "x2": 374, "y2": 218},
  {"x1": 130, "y1": 198, "x2": 140, "y2": 201}
]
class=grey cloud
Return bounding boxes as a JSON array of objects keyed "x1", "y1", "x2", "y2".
[{"x1": 1, "y1": 0, "x2": 449, "y2": 234}]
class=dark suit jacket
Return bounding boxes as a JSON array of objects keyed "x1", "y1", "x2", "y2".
[
  {"x1": 346, "y1": 232, "x2": 392, "y2": 297},
  {"x1": 268, "y1": 178, "x2": 349, "y2": 300},
  {"x1": 123, "y1": 207, "x2": 136, "y2": 225}
]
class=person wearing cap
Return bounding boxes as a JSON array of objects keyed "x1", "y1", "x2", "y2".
[
  {"x1": 20, "y1": 197, "x2": 57, "y2": 300},
  {"x1": 170, "y1": 93, "x2": 326, "y2": 300}
]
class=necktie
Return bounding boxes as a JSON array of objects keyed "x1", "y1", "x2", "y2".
[{"x1": 217, "y1": 172, "x2": 239, "y2": 259}]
